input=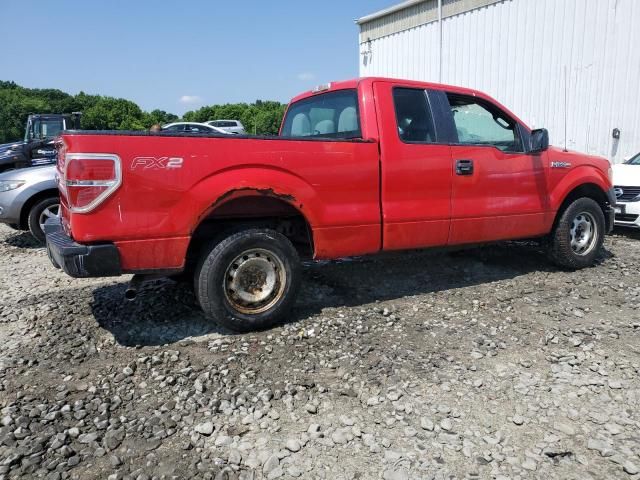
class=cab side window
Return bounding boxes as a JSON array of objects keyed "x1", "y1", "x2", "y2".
[
  {"x1": 446, "y1": 93, "x2": 523, "y2": 152},
  {"x1": 393, "y1": 88, "x2": 436, "y2": 143}
]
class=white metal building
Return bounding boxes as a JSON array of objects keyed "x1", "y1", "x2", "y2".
[{"x1": 357, "y1": 0, "x2": 640, "y2": 163}]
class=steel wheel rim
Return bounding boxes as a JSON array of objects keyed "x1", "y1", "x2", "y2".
[
  {"x1": 223, "y1": 248, "x2": 286, "y2": 314},
  {"x1": 39, "y1": 204, "x2": 60, "y2": 232},
  {"x1": 570, "y1": 211, "x2": 598, "y2": 256}
]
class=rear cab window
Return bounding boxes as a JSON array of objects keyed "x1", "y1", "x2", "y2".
[{"x1": 281, "y1": 89, "x2": 361, "y2": 139}]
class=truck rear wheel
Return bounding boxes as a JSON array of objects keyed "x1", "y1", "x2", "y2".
[
  {"x1": 195, "y1": 228, "x2": 301, "y2": 332},
  {"x1": 27, "y1": 197, "x2": 60, "y2": 244},
  {"x1": 547, "y1": 197, "x2": 605, "y2": 269}
]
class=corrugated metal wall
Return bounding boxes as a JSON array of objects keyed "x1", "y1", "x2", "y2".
[
  {"x1": 358, "y1": 0, "x2": 502, "y2": 41},
  {"x1": 359, "y1": 0, "x2": 640, "y2": 163}
]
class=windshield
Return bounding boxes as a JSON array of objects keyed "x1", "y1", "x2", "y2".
[
  {"x1": 28, "y1": 118, "x2": 65, "y2": 140},
  {"x1": 626, "y1": 152, "x2": 640, "y2": 165},
  {"x1": 281, "y1": 89, "x2": 361, "y2": 139},
  {"x1": 39, "y1": 119, "x2": 64, "y2": 138}
]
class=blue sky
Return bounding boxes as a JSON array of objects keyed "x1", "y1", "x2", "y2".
[{"x1": 0, "y1": 0, "x2": 396, "y2": 115}]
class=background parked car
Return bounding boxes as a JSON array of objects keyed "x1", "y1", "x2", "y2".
[
  {"x1": 0, "y1": 165, "x2": 58, "y2": 243},
  {"x1": 161, "y1": 122, "x2": 231, "y2": 134},
  {"x1": 612, "y1": 151, "x2": 640, "y2": 228},
  {"x1": 205, "y1": 120, "x2": 246, "y2": 134}
]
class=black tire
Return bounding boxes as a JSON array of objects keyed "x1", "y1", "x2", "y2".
[
  {"x1": 547, "y1": 197, "x2": 605, "y2": 269},
  {"x1": 195, "y1": 228, "x2": 301, "y2": 332},
  {"x1": 27, "y1": 197, "x2": 60, "y2": 244}
]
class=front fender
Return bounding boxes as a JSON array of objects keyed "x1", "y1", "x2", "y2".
[
  {"x1": 7, "y1": 179, "x2": 58, "y2": 224},
  {"x1": 549, "y1": 165, "x2": 611, "y2": 211}
]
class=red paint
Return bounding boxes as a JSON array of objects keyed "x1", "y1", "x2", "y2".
[
  {"x1": 115, "y1": 237, "x2": 190, "y2": 271},
  {"x1": 57, "y1": 78, "x2": 612, "y2": 273}
]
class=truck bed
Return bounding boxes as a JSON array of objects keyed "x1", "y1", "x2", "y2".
[{"x1": 57, "y1": 130, "x2": 381, "y2": 271}]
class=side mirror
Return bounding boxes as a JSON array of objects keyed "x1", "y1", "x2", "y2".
[{"x1": 530, "y1": 128, "x2": 549, "y2": 153}]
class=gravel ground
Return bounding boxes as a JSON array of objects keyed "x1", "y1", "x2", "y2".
[{"x1": 1, "y1": 223, "x2": 640, "y2": 480}]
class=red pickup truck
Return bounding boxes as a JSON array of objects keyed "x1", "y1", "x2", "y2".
[{"x1": 46, "y1": 78, "x2": 615, "y2": 331}]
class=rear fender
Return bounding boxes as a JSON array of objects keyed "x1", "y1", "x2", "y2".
[{"x1": 188, "y1": 166, "x2": 320, "y2": 232}]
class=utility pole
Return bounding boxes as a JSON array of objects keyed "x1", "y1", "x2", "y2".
[{"x1": 438, "y1": 0, "x2": 443, "y2": 82}]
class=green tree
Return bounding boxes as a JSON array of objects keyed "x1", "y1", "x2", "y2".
[
  {"x1": 81, "y1": 97, "x2": 145, "y2": 130},
  {"x1": 143, "y1": 109, "x2": 178, "y2": 127},
  {"x1": 183, "y1": 100, "x2": 286, "y2": 135},
  {"x1": 0, "y1": 80, "x2": 288, "y2": 143}
]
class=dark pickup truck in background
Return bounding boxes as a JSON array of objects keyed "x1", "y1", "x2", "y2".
[{"x1": 0, "y1": 113, "x2": 81, "y2": 173}]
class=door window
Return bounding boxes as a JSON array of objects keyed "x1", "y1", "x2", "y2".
[
  {"x1": 393, "y1": 88, "x2": 436, "y2": 143},
  {"x1": 24, "y1": 120, "x2": 34, "y2": 141},
  {"x1": 187, "y1": 124, "x2": 209, "y2": 133},
  {"x1": 447, "y1": 94, "x2": 523, "y2": 152}
]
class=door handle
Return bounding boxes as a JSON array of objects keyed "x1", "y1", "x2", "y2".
[{"x1": 456, "y1": 159, "x2": 474, "y2": 175}]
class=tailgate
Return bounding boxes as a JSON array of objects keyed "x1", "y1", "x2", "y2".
[{"x1": 56, "y1": 138, "x2": 122, "y2": 238}]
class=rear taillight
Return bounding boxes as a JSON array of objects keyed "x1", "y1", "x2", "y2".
[{"x1": 63, "y1": 153, "x2": 121, "y2": 213}]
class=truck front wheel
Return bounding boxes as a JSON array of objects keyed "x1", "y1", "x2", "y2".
[
  {"x1": 547, "y1": 197, "x2": 605, "y2": 269},
  {"x1": 28, "y1": 197, "x2": 60, "y2": 244},
  {"x1": 195, "y1": 228, "x2": 301, "y2": 332}
]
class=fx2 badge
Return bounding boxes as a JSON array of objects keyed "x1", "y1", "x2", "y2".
[{"x1": 131, "y1": 156, "x2": 184, "y2": 170}]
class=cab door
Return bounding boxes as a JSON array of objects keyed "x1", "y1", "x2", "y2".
[
  {"x1": 374, "y1": 82, "x2": 452, "y2": 250},
  {"x1": 441, "y1": 92, "x2": 550, "y2": 244}
]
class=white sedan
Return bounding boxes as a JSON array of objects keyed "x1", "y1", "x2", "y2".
[
  {"x1": 612, "y1": 152, "x2": 640, "y2": 228},
  {"x1": 161, "y1": 122, "x2": 232, "y2": 135}
]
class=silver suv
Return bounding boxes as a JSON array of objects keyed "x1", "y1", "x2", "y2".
[
  {"x1": 205, "y1": 120, "x2": 246, "y2": 134},
  {"x1": 0, "y1": 165, "x2": 58, "y2": 243}
]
